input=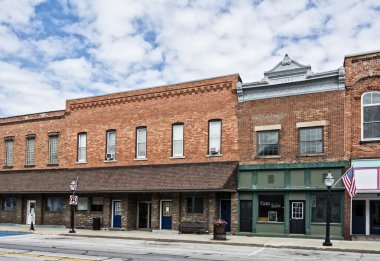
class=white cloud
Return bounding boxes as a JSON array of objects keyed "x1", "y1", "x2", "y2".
[{"x1": 0, "y1": 0, "x2": 380, "y2": 117}]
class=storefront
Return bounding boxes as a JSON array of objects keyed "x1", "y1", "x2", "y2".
[
  {"x1": 238, "y1": 161, "x2": 348, "y2": 238},
  {"x1": 351, "y1": 159, "x2": 380, "y2": 235}
]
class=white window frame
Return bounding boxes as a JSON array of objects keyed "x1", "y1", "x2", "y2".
[
  {"x1": 48, "y1": 134, "x2": 59, "y2": 165},
  {"x1": 362, "y1": 92, "x2": 380, "y2": 141},
  {"x1": 299, "y1": 127, "x2": 323, "y2": 154},
  {"x1": 106, "y1": 130, "x2": 116, "y2": 160},
  {"x1": 77, "y1": 133, "x2": 87, "y2": 163},
  {"x1": 136, "y1": 127, "x2": 147, "y2": 159},
  {"x1": 26, "y1": 136, "x2": 35, "y2": 166},
  {"x1": 172, "y1": 124, "x2": 184, "y2": 157},
  {"x1": 208, "y1": 120, "x2": 221, "y2": 155},
  {"x1": 5, "y1": 138, "x2": 13, "y2": 167}
]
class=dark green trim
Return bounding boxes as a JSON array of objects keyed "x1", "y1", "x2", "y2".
[
  {"x1": 285, "y1": 170, "x2": 290, "y2": 188},
  {"x1": 284, "y1": 194, "x2": 289, "y2": 234},
  {"x1": 239, "y1": 161, "x2": 349, "y2": 170},
  {"x1": 306, "y1": 193, "x2": 311, "y2": 235},
  {"x1": 252, "y1": 170, "x2": 258, "y2": 188},
  {"x1": 305, "y1": 169, "x2": 311, "y2": 188}
]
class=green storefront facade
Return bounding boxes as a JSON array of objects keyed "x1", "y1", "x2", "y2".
[{"x1": 238, "y1": 161, "x2": 349, "y2": 239}]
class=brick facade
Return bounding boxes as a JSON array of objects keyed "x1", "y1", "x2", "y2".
[{"x1": 0, "y1": 74, "x2": 240, "y2": 234}]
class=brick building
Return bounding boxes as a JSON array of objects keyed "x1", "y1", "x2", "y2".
[
  {"x1": 344, "y1": 50, "x2": 380, "y2": 236},
  {"x1": 0, "y1": 74, "x2": 241, "y2": 234},
  {"x1": 236, "y1": 55, "x2": 349, "y2": 239}
]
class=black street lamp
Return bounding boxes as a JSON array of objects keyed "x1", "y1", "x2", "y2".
[
  {"x1": 69, "y1": 179, "x2": 78, "y2": 233},
  {"x1": 323, "y1": 171, "x2": 334, "y2": 246}
]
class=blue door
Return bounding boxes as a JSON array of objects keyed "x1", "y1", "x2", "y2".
[
  {"x1": 352, "y1": 200, "x2": 366, "y2": 234},
  {"x1": 161, "y1": 201, "x2": 172, "y2": 230},
  {"x1": 113, "y1": 201, "x2": 121, "y2": 228},
  {"x1": 220, "y1": 200, "x2": 231, "y2": 232}
]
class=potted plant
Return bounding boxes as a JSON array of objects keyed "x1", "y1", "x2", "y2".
[{"x1": 213, "y1": 219, "x2": 227, "y2": 240}]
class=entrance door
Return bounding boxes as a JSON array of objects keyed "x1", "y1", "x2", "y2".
[
  {"x1": 289, "y1": 201, "x2": 305, "y2": 234},
  {"x1": 26, "y1": 200, "x2": 36, "y2": 225},
  {"x1": 161, "y1": 201, "x2": 172, "y2": 230},
  {"x1": 138, "y1": 202, "x2": 151, "y2": 229},
  {"x1": 112, "y1": 200, "x2": 122, "y2": 228},
  {"x1": 239, "y1": 200, "x2": 252, "y2": 232},
  {"x1": 370, "y1": 200, "x2": 380, "y2": 235},
  {"x1": 352, "y1": 200, "x2": 366, "y2": 234},
  {"x1": 220, "y1": 200, "x2": 231, "y2": 232}
]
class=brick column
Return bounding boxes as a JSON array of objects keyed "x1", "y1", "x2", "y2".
[
  {"x1": 343, "y1": 191, "x2": 351, "y2": 240},
  {"x1": 15, "y1": 195, "x2": 23, "y2": 224},
  {"x1": 151, "y1": 193, "x2": 160, "y2": 229},
  {"x1": 172, "y1": 193, "x2": 180, "y2": 230},
  {"x1": 102, "y1": 194, "x2": 111, "y2": 228},
  {"x1": 230, "y1": 192, "x2": 238, "y2": 235},
  {"x1": 120, "y1": 194, "x2": 128, "y2": 230},
  {"x1": 207, "y1": 193, "x2": 217, "y2": 233}
]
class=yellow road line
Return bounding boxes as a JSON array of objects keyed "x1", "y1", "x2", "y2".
[{"x1": 0, "y1": 250, "x2": 96, "y2": 261}]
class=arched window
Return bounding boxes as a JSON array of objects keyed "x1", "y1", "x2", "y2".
[{"x1": 362, "y1": 92, "x2": 380, "y2": 140}]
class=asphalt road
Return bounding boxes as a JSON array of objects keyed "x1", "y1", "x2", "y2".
[{"x1": 0, "y1": 234, "x2": 379, "y2": 261}]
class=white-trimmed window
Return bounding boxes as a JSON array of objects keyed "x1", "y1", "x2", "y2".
[
  {"x1": 258, "y1": 131, "x2": 279, "y2": 156},
  {"x1": 172, "y1": 124, "x2": 184, "y2": 157},
  {"x1": 136, "y1": 127, "x2": 147, "y2": 159},
  {"x1": 77, "y1": 133, "x2": 87, "y2": 162},
  {"x1": 48, "y1": 133, "x2": 59, "y2": 165},
  {"x1": 106, "y1": 130, "x2": 116, "y2": 160},
  {"x1": 299, "y1": 127, "x2": 323, "y2": 154},
  {"x1": 208, "y1": 120, "x2": 221, "y2": 155},
  {"x1": 4, "y1": 137, "x2": 13, "y2": 167},
  {"x1": 362, "y1": 92, "x2": 380, "y2": 140},
  {"x1": 26, "y1": 135, "x2": 35, "y2": 166}
]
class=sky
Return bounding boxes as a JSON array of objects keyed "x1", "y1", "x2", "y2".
[{"x1": 0, "y1": 0, "x2": 379, "y2": 117}]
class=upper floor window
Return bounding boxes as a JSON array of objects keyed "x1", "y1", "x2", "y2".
[
  {"x1": 4, "y1": 137, "x2": 13, "y2": 167},
  {"x1": 136, "y1": 127, "x2": 147, "y2": 159},
  {"x1": 172, "y1": 123, "x2": 184, "y2": 157},
  {"x1": 77, "y1": 133, "x2": 87, "y2": 163},
  {"x1": 257, "y1": 131, "x2": 279, "y2": 156},
  {"x1": 362, "y1": 92, "x2": 380, "y2": 140},
  {"x1": 106, "y1": 130, "x2": 116, "y2": 160},
  {"x1": 25, "y1": 135, "x2": 35, "y2": 166},
  {"x1": 299, "y1": 127, "x2": 323, "y2": 154},
  {"x1": 208, "y1": 120, "x2": 221, "y2": 155},
  {"x1": 48, "y1": 133, "x2": 59, "y2": 165}
]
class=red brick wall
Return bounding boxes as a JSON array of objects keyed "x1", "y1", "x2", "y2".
[
  {"x1": 344, "y1": 52, "x2": 380, "y2": 159},
  {"x1": 237, "y1": 91, "x2": 346, "y2": 164},
  {"x1": 0, "y1": 111, "x2": 66, "y2": 171}
]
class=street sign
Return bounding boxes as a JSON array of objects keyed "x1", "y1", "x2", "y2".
[{"x1": 69, "y1": 195, "x2": 78, "y2": 205}]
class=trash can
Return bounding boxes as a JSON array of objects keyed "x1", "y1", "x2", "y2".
[{"x1": 92, "y1": 217, "x2": 101, "y2": 230}]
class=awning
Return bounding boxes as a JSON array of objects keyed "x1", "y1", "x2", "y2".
[{"x1": 0, "y1": 161, "x2": 238, "y2": 194}]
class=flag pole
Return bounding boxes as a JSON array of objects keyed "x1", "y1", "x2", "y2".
[{"x1": 331, "y1": 166, "x2": 352, "y2": 189}]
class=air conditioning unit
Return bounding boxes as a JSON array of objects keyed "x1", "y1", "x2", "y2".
[
  {"x1": 106, "y1": 153, "x2": 115, "y2": 160},
  {"x1": 210, "y1": 147, "x2": 219, "y2": 155}
]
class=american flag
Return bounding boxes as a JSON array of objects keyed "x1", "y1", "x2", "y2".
[{"x1": 342, "y1": 167, "x2": 357, "y2": 197}]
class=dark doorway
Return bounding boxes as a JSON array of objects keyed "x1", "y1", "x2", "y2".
[
  {"x1": 240, "y1": 200, "x2": 252, "y2": 232},
  {"x1": 289, "y1": 201, "x2": 305, "y2": 234},
  {"x1": 220, "y1": 200, "x2": 231, "y2": 232},
  {"x1": 352, "y1": 200, "x2": 366, "y2": 234},
  {"x1": 370, "y1": 201, "x2": 380, "y2": 235},
  {"x1": 138, "y1": 202, "x2": 151, "y2": 229}
]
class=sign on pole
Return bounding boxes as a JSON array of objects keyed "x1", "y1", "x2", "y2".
[{"x1": 69, "y1": 195, "x2": 78, "y2": 205}]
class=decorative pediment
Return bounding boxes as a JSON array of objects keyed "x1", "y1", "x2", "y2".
[{"x1": 264, "y1": 54, "x2": 312, "y2": 83}]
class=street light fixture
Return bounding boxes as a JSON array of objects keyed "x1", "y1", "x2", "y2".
[
  {"x1": 323, "y1": 171, "x2": 334, "y2": 246},
  {"x1": 69, "y1": 179, "x2": 77, "y2": 233}
]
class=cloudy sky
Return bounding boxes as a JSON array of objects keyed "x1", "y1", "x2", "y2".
[{"x1": 0, "y1": 0, "x2": 379, "y2": 117}]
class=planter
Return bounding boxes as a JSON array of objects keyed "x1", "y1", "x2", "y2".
[{"x1": 213, "y1": 224, "x2": 226, "y2": 240}]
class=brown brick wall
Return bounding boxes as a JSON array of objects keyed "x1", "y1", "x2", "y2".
[
  {"x1": 344, "y1": 52, "x2": 380, "y2": 159},
  {"x1": 237, "y1": 91, "x2": 346, "y2": 164}
]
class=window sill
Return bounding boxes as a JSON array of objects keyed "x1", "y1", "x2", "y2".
[
  {"x1": 47, "y1": 163, "x2": 59, "y2": 167},
  {"x1": 360, "y1": 139, "x2": 380, "y2": 144},
  {"x1": 206, "y1": 154, "x2": 223, "y2": 157},
  {"x1": 24, "y1": 165, "x2": 35, "y2": 168},
  {"x1": 256, "y1": 155, "x2": 281, "y2": 159},
  {"x1": 75, "y1": 161, "x2": 87, "y2": 164},
  {"x1": 298, "y1": 153, "x2": 325, "y2": 157},
  {"x1": 170, "y1": 156, "x2": 185, "y2": 159},
  {"x1": 134, "y1": 158, "x2": 147, "y2": 161},
  {"x1": 3, "y1": 166, "x2": 13, "y2": 169},
  {"x1": 104, "y1": 160, "x2": 117, "y2": 163}
]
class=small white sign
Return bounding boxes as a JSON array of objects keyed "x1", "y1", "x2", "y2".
[{"x1": 69, "y1": 195, "x2": 78, "y2": 205}]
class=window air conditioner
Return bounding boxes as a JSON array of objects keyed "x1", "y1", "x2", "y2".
[
  {"x1": 210, "y1": 148, "x2": 219, "y2": 155},
  {"x1": 106, "y1": 153, "x2": 115, "y2": 160}
]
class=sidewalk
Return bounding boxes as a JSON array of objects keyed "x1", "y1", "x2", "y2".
[{"x1": 1, "y1": 224, "x2": 380, "y2": 254}]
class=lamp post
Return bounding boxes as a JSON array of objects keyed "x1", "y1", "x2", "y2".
[
  {"x1": 69, "y1": 179, "x2": 77, "y2": 233},
  {"x1": 323, "y1": 171, "x2": 334, "y2": 246}
]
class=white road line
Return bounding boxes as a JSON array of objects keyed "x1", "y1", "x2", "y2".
[{"x1": 248, "y1": 247, "x2": 265, "y2": 256}]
